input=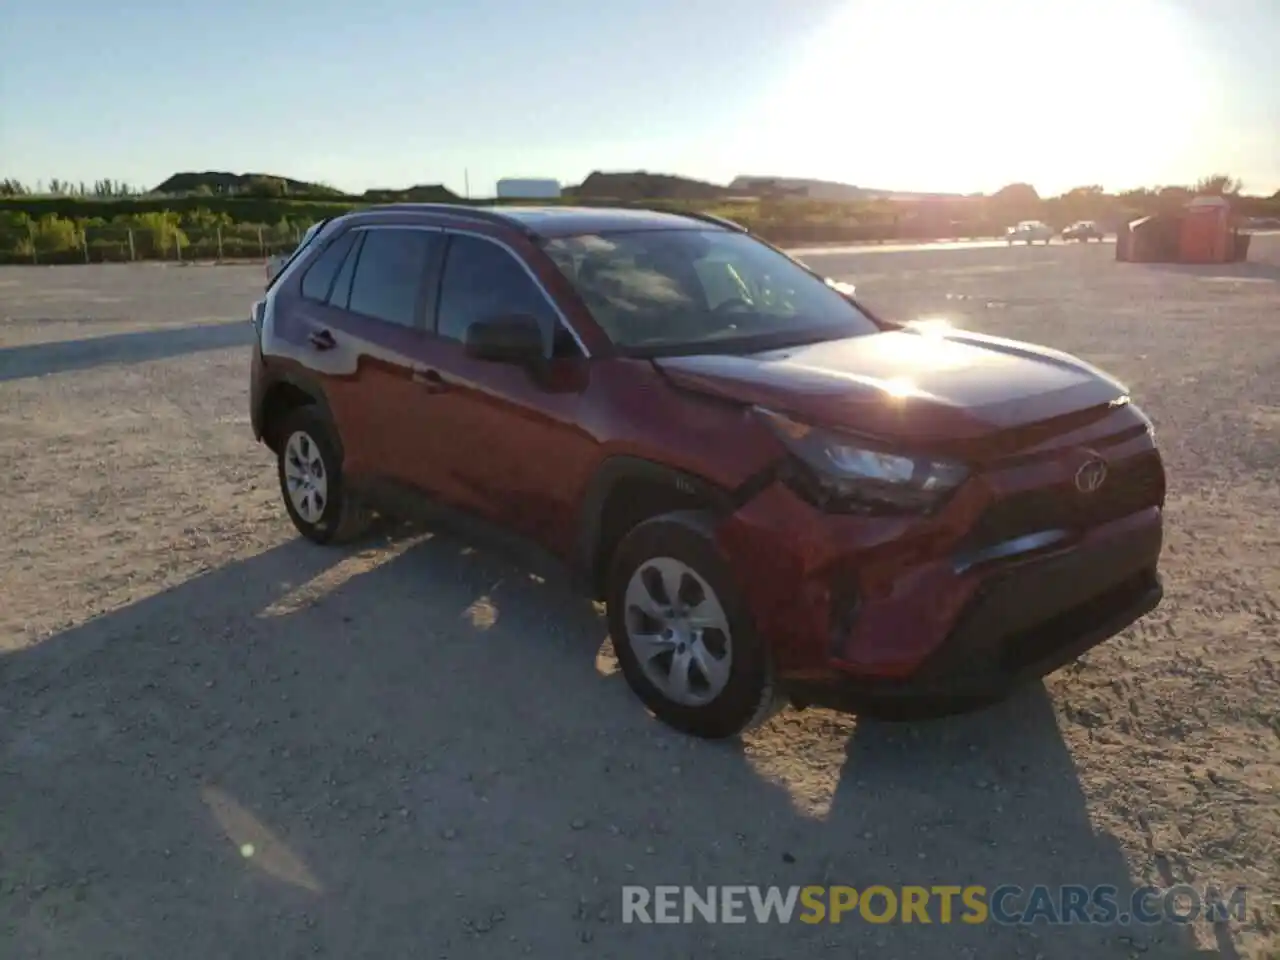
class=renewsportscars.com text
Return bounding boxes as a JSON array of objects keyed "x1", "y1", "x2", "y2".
[{"x1": 621, "y1": 884, "x2": 1249, "y2": 926}]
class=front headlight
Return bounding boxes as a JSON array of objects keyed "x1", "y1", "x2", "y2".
[{"x1": 757, "y1": 408, "x2": 969, "y2": 514}]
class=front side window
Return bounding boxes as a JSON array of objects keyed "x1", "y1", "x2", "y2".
[
  {"x1": 346, "y1": 228, "x2": 440, "y2": 327},
  {"x1": 436, "y1": 233, "x2": 559, "y2": 348},
  {"x1": 542, "y1": 229, "x2": 879, "y2": 355}
]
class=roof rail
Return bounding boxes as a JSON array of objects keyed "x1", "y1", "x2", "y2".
[
  {"x1": 361, "y1": 202, "x2": 537, "y2": 237},
  {"x1": 554, "y1": 199, "x2": 748, "y2": 233},
  {"x1": 667, "y1": 208, "x2": 749, "y2": 233}
]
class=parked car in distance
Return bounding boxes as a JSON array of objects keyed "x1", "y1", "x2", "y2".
[
  {"x1": 1005, "y1": 220, "x2": 1055, "y2": 245},
  {"x1": 265, "y1": 220, "x2": 327, "y2": 285},
  {"x1": 1062, "y1": 221, "x2": 1105, "y2": 242},
  {"x1": 249, "y1": 203, "x2": 1166, "y2": 738}
]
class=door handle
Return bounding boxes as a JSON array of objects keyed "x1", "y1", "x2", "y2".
[
  {"x1": 412, "y1": 367, "x2": 447, "y2": 392},
  {"x1": 308, "y1": 329, "x2": 337, "y2": 351}
]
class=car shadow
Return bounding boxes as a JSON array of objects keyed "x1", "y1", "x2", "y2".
[
  {"x1": 0, "y1": 525, "x2": 1236, "y2": 958},
  {"x1": 0, "y1": 321, "x2": 253, "y2": 382}
]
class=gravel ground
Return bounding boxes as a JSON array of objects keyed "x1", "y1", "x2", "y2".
[{"x1": 1, "y1": 239, "x2": 1277, "y2": 959}]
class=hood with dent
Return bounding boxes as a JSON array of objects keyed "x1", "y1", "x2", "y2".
[{"x1": 653, "y1": 328, "x2": 1128, "y2": 447}]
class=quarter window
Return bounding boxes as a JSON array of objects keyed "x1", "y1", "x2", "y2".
[{"x1": 300, "y1": 231, "x2": 358, "y2": 303}]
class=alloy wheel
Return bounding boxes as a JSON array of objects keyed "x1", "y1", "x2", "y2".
[
  {"x1": 283, "y1": 430, "x2": 328, "y2": 524},
  {"x1": 623, "y1": 557, "x2": 733, "y2": 706}
]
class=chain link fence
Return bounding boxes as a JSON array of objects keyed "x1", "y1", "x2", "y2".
[
  {"x1": 0, "y1": 221, "x2": 323, "y2": 265},
  {"x1": 0, "y1": 211, "x2": 1032, "y2": 265}
]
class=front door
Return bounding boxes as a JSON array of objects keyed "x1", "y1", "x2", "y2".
[{"x1": 402, "y1": 230, "x2": 596, "y2": 552}]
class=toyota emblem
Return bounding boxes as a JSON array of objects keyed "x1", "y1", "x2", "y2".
[{"x1": 1075, "y1": 458, "x2": 1108, "y2": 494}]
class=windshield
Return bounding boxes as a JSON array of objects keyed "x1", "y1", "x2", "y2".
[{"x1": 542, "y1": 229, "x2": 879, "y2": 355}]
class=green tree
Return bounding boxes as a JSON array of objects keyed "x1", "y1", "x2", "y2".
[
  {"x1": 1057, "y1": 185, "x2": 1108, "y2": 222},
  {"x1": 245, "y1": 176, "x2": 288, "y2": 198},
  {"x1": 990, "y1": 182, "x2": 1042, "y2": 222},
  {"x1": 1157, "y1": 185, "x2": 1193, "y2": 209},
  {"x1": 183, "y1": 206, "x2": 232, "y2": 230},
  {"x1": 31, "y1": 214, "x2": 79, "y2": 253},
  {"x1": 1193, "y1": 173, "x2": 1243, "y2": 196},
  {"x1": 992, "y1": 183, "x2": 1041, "y2": 205},
  {"x1": 117, "y1": 211, "x2": 188, "y2": 257}
]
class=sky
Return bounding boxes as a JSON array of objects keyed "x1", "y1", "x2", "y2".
[{"x1": 2, "y1": 0, "x2": 1277, "y2": 198}]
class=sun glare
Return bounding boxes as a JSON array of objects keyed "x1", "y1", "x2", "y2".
[
  {"x1": 882, "y1": 376, "x2": 918, "y2": 399},
  {"x1": 756, "y1": 0, "x2": 1211, "y2": 193}
]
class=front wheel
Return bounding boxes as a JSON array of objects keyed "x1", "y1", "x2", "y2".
[
  {"x1": 607, "y1": 512, "x2": 779, "y2": 739},
  {"x1": 275, "y1": 406, "x2": 371, "y2": 545}
]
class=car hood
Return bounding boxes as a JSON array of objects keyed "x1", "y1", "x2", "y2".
[{"x1": 653, "y1": 327, "x2": 1128, "y2": 453}]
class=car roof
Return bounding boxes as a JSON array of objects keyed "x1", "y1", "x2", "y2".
[
  {"x1": 353, "y1": 203, "x2": 737, "y2": 239},
  {"x1": 487, "y1": 206, "x2": 718, "y2": 237}
]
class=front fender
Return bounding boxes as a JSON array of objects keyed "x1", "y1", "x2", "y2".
[{"x1": 572, "y1": 456, "x2": 737, "y2": 585}]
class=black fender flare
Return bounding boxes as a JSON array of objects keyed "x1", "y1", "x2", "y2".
[
  {"x1": 255, "y1": 368, "x2": 340, "y2": 456},
  {"x1": 571, "y1": 455, "x2": 737, "y2": 582},
  {"x1": 626, "y1": 507, "x2": 722, "y2": 541}
]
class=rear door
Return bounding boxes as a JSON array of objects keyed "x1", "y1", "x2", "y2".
[
  {"x1": 268, "y1": 226, "x2": 369, "y2": 459},
  {"x1": 291, "y1": 224, "x2": 446, "y2": 485}
]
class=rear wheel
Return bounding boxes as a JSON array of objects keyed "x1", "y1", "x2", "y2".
[
  {"x1": 607, "y1": 513, "x2": 779, "y2": 739},
  {"x1": 275, "y1": 406, "x2": 371, "y2": 545}
]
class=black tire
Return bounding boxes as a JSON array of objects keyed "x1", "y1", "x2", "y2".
[
  {"x1": 274, "y1": 405, "x2": 371, "y2": 545},
  {"x1": 606, "y1": 512, "x2": 779, "y2": 739}
]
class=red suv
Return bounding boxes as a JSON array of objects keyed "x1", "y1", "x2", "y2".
[{"x1": 249, "y1": 204, "x2": 1165, "y2": 738}]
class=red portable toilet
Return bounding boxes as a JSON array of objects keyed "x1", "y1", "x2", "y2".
[{"x1": 1180, "y1": 196, "x2": 1231, "y2": 263}]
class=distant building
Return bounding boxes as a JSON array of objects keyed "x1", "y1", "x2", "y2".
[{"x1": 496, "y1": 178, "x2": 561, "y2": 199}]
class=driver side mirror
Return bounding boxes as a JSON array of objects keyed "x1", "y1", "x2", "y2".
[{"x1": 464, "y1": 314, "x2": 545, "y2": 364}]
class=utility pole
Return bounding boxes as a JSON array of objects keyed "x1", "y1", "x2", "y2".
[{"x1": 464, "y1": 169, "x2": 471, "y2": 200}]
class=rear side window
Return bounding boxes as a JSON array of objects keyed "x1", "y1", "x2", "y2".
[
  {"x1": 436, "y1": 234, "x2": 558, "y2": 347},
  {"x1": 347, "y1": 228, "x2": 441, "y2": 328},
  {"x1": 301, "y1": 231, "x2": 358, "y2": 302}
]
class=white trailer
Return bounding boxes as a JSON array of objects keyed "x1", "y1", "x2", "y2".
[{"x1": 496, "y1": 178, "x2": 562, "y2": 199}]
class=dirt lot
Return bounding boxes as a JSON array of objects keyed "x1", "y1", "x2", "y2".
[{"x1": 1, "y1": 240, "x2": 1277, "y2": 959}]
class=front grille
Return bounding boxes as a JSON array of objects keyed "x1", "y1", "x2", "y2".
[{"x1": 962, "y1": 451, "x2": 1165, "y2": 552}]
